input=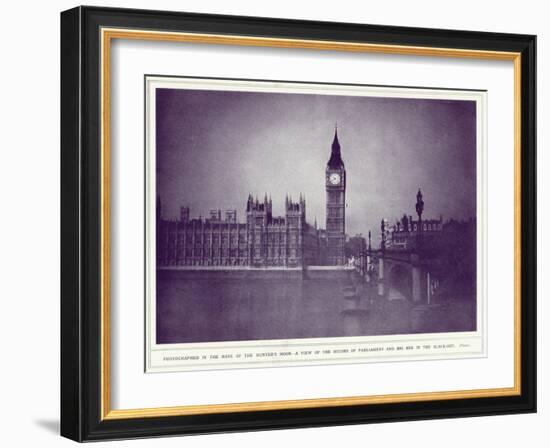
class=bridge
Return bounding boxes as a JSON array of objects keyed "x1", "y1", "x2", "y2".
[{"x1": 359, "y1": 249, "x2": 439, "y2": 304}]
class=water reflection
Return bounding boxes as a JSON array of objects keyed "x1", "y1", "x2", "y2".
[{"x1": 156, "y1": 272, "x2": 475, "y2": 344}]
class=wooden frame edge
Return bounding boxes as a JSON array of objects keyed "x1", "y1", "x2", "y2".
[{"x1": 99, "y1": 27, "x2": 524, "y2": 421}]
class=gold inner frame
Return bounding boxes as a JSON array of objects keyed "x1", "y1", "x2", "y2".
[{"x1": 100, "y1": 27, "x2": 522, "y2": 421}]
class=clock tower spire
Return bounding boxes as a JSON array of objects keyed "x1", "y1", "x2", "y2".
[{"x1": 325, "y1": 125, "x2": 346, "y2": 265}]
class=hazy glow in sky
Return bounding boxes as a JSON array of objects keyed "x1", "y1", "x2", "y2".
[{"x1": 156, "y1": 86, "x2": 476, "y2": 239}]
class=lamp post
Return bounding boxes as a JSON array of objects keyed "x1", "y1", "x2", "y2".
[
  {"x1": 415, "y1": 188, "x2": 426, "y2": 303},
  {"x1": 415, "y1": 188, "x2": 424, "y2": 246}
]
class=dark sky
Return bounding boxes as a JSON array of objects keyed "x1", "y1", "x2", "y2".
[{"x1": 156, "y1": 87, "x2": 476, "y2": 239}]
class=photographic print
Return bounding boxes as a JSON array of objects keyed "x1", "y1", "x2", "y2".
[{"x1": 145, "y1": 76, "x2": 486, "y2": 372}]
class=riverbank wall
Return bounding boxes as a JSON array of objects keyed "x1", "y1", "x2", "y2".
[{"x1": 157, "y1": 265, "x2": 355, "y2": 280}]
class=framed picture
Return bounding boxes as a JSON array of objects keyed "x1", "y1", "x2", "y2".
[{"x1": 60, "y1": 6, "x2": 536, "y2": 442}]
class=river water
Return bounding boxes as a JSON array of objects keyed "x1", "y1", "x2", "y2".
[{"x1": 156, "y1": 272, "x2": 476, "y2": 344}]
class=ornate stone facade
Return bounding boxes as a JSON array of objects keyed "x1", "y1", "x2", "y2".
[
  {"x1": 157, "y1": 195, "x2": 323, "y2": 267},
  {"x1": 157, "y1": 129, "x2": 348, "y2": 268}
]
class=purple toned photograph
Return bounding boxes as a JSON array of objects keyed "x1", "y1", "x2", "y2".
[{"x1": 153, "y1": 79, "x2": 478, "y2": 346}]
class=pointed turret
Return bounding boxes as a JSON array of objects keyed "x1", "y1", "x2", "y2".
[
  {"x1": 368, "y1": 230, "x2": 372, "y2": 251},
  {"x1": 327, "y1": 125, "x2": 344, "y2": 168}
]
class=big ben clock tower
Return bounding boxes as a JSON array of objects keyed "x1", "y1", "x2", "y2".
[{"x1": 325, "y1": 126, "x2": 346, "y2": 265}]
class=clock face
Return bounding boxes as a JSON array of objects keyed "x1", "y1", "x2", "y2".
[{"x1": 329, "y1": 173, "x2": 341, "y2": 185}]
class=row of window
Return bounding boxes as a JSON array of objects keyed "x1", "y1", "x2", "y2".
[
  {"x1": 395, "y1": 222, "x2": 442, "y2": 232},
  {"x1": 162, "y1": 239, "x2": 306, "y2": 250},
  {"x1": 165, "y1": 231, "x2": 305, "y2": 242},
  {"x1": 163, "y1": 224, "x2": 247, "y2": 232},
  {"x1": 326, "y1": 208, "x2": 344, "y2": 218},
  {"x1": 159, "y1": 258, "x2": 249, "y2": 267},
  {"x1": 166, "y1": 249, "x2": 248, "y2": 257}
]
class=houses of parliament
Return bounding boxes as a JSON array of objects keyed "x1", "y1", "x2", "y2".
[{"x1": 156, "y1": 128, "x2": 347, "y2": 268}]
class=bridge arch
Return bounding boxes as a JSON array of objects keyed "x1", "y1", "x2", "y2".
[{"x1": 387, "y1": 263, "x2": 413, "y2": 301}]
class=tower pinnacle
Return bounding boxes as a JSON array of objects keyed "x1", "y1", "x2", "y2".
[{"x1": 327, "y1": 125, "x2": 344, "y2": 168}]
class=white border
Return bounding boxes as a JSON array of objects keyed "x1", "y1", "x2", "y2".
[{"x1": 144, "y1": 76, "x2": 487, "y2": 373}]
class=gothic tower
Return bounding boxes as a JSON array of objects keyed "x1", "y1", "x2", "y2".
[{"x1": 325, "y1": 126, "x2": 346, "y2": 265}]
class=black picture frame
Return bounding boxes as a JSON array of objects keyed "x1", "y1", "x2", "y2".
[{"x1": 61, "y1": 5, "x2": 536, "y2": 442}]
